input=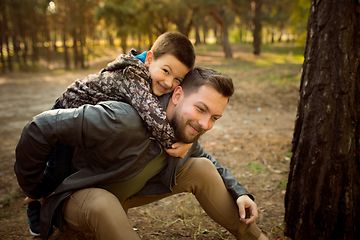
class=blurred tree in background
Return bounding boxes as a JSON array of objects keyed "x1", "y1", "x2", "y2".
[{"x1": 0, "y1": 0, "x2": 309, "y2": 73}]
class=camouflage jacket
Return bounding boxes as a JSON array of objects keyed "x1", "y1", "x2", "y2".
[{"x1": 58, "y1": 49, "x2": 176, "y2": 148}]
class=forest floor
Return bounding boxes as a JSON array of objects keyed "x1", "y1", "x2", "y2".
[{"x1": 0, "y1": 43, "x2": 302, "y2": 240}]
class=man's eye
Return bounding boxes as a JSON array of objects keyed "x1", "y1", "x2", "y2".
[{"x1": 197, "y1": 106, "x2": 204, "y2": 112}]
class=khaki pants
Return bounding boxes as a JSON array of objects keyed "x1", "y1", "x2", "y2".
[{"x1": 63, "y1": 157, "x2": 262, "y2": 240}]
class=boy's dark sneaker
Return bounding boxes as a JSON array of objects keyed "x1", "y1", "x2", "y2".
[{"x1": 27, "y1": 201, "x2": 41, "y2": 236}]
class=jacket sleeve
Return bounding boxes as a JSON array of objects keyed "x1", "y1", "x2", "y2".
[
  {"x1": 14, "y1": 103, "x2": 124, "y2": 199},
  {"x1": 189, "y1": 142, "x2": 254, "y2": 201},
  {"x1": 116, "y1": 65, "x2": 177, "y2": 149}
]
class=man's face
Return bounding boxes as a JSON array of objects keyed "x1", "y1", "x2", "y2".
[
  {"x1": 145, "y1": 52, "x2": 190, "y2": 96},
  {"x1": 170, "y1": 85, "x2": 228, "y2": 143}
]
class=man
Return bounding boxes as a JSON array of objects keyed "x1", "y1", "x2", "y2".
[{"x1": 15, "y1": 67, "x2": 268, "y2": 240}]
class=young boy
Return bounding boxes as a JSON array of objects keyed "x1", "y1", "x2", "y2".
[{"x1": 25, "y1": 31, "x2": 196, "y2": 236}]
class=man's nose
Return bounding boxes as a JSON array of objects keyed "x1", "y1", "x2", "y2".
[{"x1": 198, "y1": 116, "x2": 213, "y2": 131}]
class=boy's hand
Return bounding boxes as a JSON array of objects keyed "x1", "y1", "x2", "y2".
[
  {"x1": 164, "y1": 142, "x2": 192, "y2": 158},
  {"x1": 25, "y1": 197, "x2": 44, "y2": 205},
  {"x1": 236, "y1": 195, "x2": 258, "y2": 224}
]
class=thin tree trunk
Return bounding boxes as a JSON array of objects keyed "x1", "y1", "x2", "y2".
[
  {"x1": 44, "y1": 14, "x2": 51, "y2": 70},
  {"x1": 72, "y1": 29, "x2": 79, "y2": 69},
  {"x1": 285, "y1": 0, "x2": 360, "y2": 239},
  {"x1": 31, "y1": 28, "x2": 39, "y2": 63},
  {"x1": 11, "y1": 17, "x2": 22, "y2": 70},
  {"x1": 62, "y1": 28, "x2": 70, "y2": 70},
  {"x1": 120, "y1": 35, "x2": 127, "y2": 54},
  {"x1": 194, "y1": 19, "x2": 201, "y2": 45},
  {"x1": 202, "y1": 21, "x2": 208, "y2": 44},
  {"x1": 210, "y1": 7, "x2": 233, "y2": 58},
  {"x1": 79, "y1": 26, "x2": 85, "y2": 69},
  {"x1": 0, "y1": 7, "x2": 6, "y2": 73},
  {"x1": 148, "y1": 26, "x2": 153, "y2": 49},
  {"x1": 137, "y1": 33, "x2": 141, "y2": 52},
  {"x1": 252, "y1": 0, "x2": 262, "y2": 55}
]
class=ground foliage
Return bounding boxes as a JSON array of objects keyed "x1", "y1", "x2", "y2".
[{"x1": 0, "y1": 43, "x2": 302, "y2": 239}]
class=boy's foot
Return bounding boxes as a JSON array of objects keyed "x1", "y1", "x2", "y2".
[{"x1": 27, "y1": 201, "x2": 41, "y2": 236}]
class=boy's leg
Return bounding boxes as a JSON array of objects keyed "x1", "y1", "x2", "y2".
[
  {"x1": 62, "y1": 188, "x2": 141, "y2": 240},
  {"x1": 40, "y1": 146, "x2": 73, "y2": 196},
  {"x1": 27, "y1": 146, "x2": 73, "y2": 236},
  {"x1": 122, "y1": 157, "x2": 262, "y2": 240}
]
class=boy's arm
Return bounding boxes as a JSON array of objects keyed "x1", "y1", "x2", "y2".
[
  {"x1": 120, "y1": 65, "x2": 178, "y2": 149},
  {"x1": 164, "y1": 142, "x2": 193, "y2": 158}
]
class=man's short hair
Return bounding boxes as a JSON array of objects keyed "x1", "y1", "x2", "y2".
[
  {"x1": 181, "y1": 67, "x2": 234, "y2": 99},
  {"x1": 151, "y1": 32, "x2": 196, "y2": 70}
]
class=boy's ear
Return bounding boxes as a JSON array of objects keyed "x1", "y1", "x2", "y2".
[
  {"x1": 145, "y1": 51, "x2": 154, "y2": 67},
  {"x1": 172, "y1": 86, "x2": 183, "y2": 105}
]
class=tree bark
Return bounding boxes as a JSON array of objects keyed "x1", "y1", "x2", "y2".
[
  {"x1": 252, "y1": 0, "x2": 262, "y2": 55},
  {"x1": 285, "y1": 0, "x2": 360, "y2": 239}
]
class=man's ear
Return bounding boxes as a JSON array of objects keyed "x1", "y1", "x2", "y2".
[
  {"x1": 145, "y1": 51, "x2": 154, "y2": 67},
  {"x1": 172, "y1": 86, "x2": 183, "y2": 105}
]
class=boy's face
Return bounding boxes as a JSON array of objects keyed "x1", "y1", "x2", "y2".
[{"x1": 145, "y1": 52, "x2": 190, "y2": 96}]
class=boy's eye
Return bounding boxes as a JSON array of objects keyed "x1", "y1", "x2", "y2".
[{"x1": 163, "y1": 69, "x2": 169, "y2": 74}]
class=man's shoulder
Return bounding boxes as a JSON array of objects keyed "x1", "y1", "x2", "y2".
[
  {"x1": 93, "y1": 101, "x2": 145, "y2": 127},
  {"x1": 94, "y1": 100, "x2": 138, "y2": 117}
]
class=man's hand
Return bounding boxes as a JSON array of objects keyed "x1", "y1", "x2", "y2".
[
  {"x1": 25, "y1": 197, "x2": 44, "y2": 205},
  {"x1": 164, "y1": 142, "x2": 192, "y2": 158},
  {"x1": 236, "y1": 195, "x2": 258, "y2": 224}
]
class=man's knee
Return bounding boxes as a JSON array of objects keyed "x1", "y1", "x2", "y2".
[
  {"x1": 85, "y1": 189, "x2": 121, "y2": 219},
  {"x1": 190, "y1": 157, "x2": 218, "y2": 177}
]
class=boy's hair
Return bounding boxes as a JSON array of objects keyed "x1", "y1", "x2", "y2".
[
  {"x1": 151, "y1": 32, "x2": 195, "y2": 70},
  {"x1": 181, "y1": 67, "x2": 234, "y2": 99}
]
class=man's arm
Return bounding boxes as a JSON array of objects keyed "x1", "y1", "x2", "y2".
[
  {"x1": 14, "y1": 102, "x2": 131, "y2": 199},
  {"x1": 189, "y1": 142, "x2": 254, "y2": 201},
  {"x1": 188, "y1": 142, "x2": 258, "y2": 224}
]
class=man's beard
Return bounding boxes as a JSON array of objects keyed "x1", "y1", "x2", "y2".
[{"x1": 171, "y1": 111, "x2": 206, "y2": 143}]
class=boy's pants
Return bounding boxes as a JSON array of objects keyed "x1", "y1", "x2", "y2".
[{"x1": 62, "y1": 157, "x2": 262, "y2": 240}]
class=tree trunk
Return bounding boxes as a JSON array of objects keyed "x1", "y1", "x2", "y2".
[
  {"x1": 62, "y1": 28, "x2": 70, "y2": 70},
  {"x1": 31, "y1": 28, "x2": 39, "y2": 63},
  {"x1": 285, "y1": 0, "x2": 360, "y2": 239},
  {"x1": 72, "y1": 29, "x2": 79, "y2": 69},
  {"x1": 11, "y1": 18, "x2": 22, "y2": 70},
  {"x1": 202, "y1": 21, "x2": 208, "y2": 44},
  {"x1": 210, "y1": 7, "x2": 233, "y2": 58},
  {"x1": 44, "y1": 14, "x2": 51, "y2": 70},
  {"x1": 194, "y1": 19, "x2": 201, "y2": 45},
  {"x1": 148, "y1": 26, "x2": 153, "y2": 49},
  {"x1": 120, "y1": 35, "x2": 127, "y2": 54},
  {"x1": 79, "y1": 26, "x2": 85, "y2": 69},
  {"x1": 0, "y1": 6, "x2": 6, "y2": 73},
  {"x1": 252, "y1": 0, "x2": 262, "y2": 55},
  {"x1": 137, "y1": 33, "x2": 141, "y2": 52}
]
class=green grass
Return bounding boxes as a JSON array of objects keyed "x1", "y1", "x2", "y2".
[{"x1": 195, "y1": 42, "x2": 303, "y2": 88}]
